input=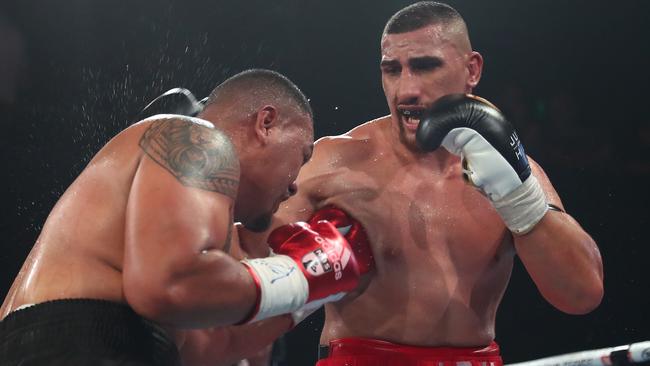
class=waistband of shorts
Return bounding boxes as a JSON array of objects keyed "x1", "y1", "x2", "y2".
[
  {"x1": 0, "y1": 298, "x2": 180, "y2": 365},
  {"x1": 318, "y1": 337, "x2": 502, "y2": 365}
]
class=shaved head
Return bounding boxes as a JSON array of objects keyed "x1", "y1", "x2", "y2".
[
  {"x1": 203, "y1": 69, "x2": 313, "y2": 122},
  {"x1": 383, "y1": 2, "x2": 472, "y2": 52}
]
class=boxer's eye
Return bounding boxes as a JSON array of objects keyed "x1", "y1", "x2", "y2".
[{"x1": 380, "y1": 61, "x2": 401, "y2": 76}]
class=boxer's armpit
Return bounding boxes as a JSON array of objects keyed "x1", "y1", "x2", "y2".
[{"x1": 139, "y1": 118, "x2": 240, "y2": 199}]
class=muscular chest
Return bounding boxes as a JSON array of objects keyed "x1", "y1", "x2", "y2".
[{"x1": 317, "y1": 158, "x2": 509, "y2": 271}]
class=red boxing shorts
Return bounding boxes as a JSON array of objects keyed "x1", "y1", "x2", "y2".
[{"x1": 316, "y1": 337, "x2": 503, "y2": 366}]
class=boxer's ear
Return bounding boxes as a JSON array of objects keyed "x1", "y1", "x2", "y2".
[
  {"x1": 254, "y1": 105, "x2": 278, "y2": 144},
  {"x1": 466, "y1": 51, "x2": 483, "y2": 92}
]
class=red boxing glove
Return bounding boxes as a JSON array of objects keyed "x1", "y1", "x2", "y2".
[
  {"x1": 309, "y1": 205, "x2": 374, "y2": 274},
  {"x1": 268, "y1": 220, "x2": 360, "y2": 302},
  {"x1": 241, "y1": 220, "x2": 361, "y2": 323},
  {"x1": 286, "y1": 207, "x2": 376, "y2": 327}
]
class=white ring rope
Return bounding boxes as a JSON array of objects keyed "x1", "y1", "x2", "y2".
[{"x1": 507, "y1": 341, "x2": 650, "y2": 366}]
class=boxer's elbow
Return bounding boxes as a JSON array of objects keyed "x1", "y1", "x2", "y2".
[
  {"x1": 565, "y1": 250, "x2": 604, "y2": 314},
  {"x1": 122, "y1": 264, "x2": 198, "y2": 325},
  {"x1": 576, "y1": 277, "x2": 604, "y2": 314},
  {"x1": 124, "y1": 276, "x2": 207, "y2": 326},
  {"x1": 553, "y1": 276, "x2": 604, "y2": 315},
  {"x1": 123, "y1": 272, "x2": 180, "y2": 324}
]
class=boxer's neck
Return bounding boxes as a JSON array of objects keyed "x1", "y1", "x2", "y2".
[{"x1": 380, "y1": 120, "x2": 456, "y2": 172}]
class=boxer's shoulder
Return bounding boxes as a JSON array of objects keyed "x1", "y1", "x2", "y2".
[
  {"x1": 135, "y1": 114, "x2": 218, "y2": 137},
  {"x1": 106, "y1": 114, "x2": 218, "y2": 150},
  {"x1": 310, "y1": 117, "x2": 386, "y2": 168},
  {"x1": 136, "y1": 115, "x2": 229, "y2": 148},
  {"x1": 132, "y1": 113, "x2": 214, "y2": 128},
  {"x1": 346, "y1": 115, "x2": 391, "y2": 140},
  {"x1": 138, "y1": 120, "x2": 239, "y2": 199}
]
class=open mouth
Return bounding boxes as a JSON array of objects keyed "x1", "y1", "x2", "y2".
[{"x1": 398, "y1": 108, "x2": 424, "y2": 130}]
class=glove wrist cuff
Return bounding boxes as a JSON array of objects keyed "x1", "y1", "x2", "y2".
[
  {"x1": 493, "y1": 175, "x2": 548, "y2": 234},
  {"x1": 240, "y1": 255, "x2": 308, "y2": 323}
]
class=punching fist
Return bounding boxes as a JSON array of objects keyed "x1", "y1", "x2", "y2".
[
  {"x1": 308, "y1": 206, "x2": 374, "y2": 274},
  {"x1": 416, "y1": 94, "x2": 548, "y2": 234},
  {"x1": 137, "y1": 88, "x2": 205, "y2": 120},
  {"x1": 241, "y1": 220, "x2": 363, "y2": 323},
  {"x1": 285, "y1": 206, "x2": 376, "y2": 326}
]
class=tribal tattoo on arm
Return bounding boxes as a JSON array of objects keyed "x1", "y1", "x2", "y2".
[{"x1": 138, "y1": 118, "x2": 240, "y2": 199}]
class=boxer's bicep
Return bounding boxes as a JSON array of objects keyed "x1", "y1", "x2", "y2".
[
  {"x1": 135, "y1": 118, "x2": 239, "y2": 248},
  {"x1": 124, "y1": 119, "x2": 240, "y2": 312}
]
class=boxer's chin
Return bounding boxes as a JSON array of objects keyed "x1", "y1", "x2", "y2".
[
  {"x1": 398, "y1": 122, "x2": 421, "y2": 152},
  {"x1": 243, "y1": 213, "x2": 273, "y2": 233}
]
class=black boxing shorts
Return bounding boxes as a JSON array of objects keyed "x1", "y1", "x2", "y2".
[
  {"x1": 316, "y1": 337, "x2": 503, "y2": 366},
  {"x1": 0, "y1": 299, "x2": 181, "y2": 366}
]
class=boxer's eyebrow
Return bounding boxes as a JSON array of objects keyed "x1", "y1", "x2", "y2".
[
  {"x1": 380, "y1": 59, "x2": 398, "y2": 66},
  {"x1": 380, "y1": 59, "x2": 400, "y2": 70},
  {"x1": 409, "y1": 56, "x2": 443, "y2": 71}
]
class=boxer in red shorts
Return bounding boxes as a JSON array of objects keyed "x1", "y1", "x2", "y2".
[{"x1": 241, "y1": 2, "x2": 603, "y2": 365}]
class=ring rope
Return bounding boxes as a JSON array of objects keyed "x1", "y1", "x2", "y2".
[{"x1": 507, "y1": 341, "x2": 650, "y2": 366}]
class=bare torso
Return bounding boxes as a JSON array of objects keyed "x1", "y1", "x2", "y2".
[
  {"x1": 293, "y1": 117, "x2": 515, "y2": 347},
  {"x1": 0, "y1": 118, "x2": 240, "y2": 347},
  {"x1": 0, "y1": 121, "x2": 151, "y2": 318}
]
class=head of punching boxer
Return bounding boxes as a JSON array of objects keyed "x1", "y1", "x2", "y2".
[
  {"x1": 380, "y1": 1, "x2": 483, "y2": 151},
  {"x1": 198, "y1": 69, "x2": 314, "y2": 232}
]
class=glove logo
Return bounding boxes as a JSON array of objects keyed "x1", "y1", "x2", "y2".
[
  {"x1": 509, "y1": 131, "x2": 528, "y2": 166},
  {"x1": 510, "y1": 132, "x2": 523, "y2": 159},
  {"x1": 301, "y1": 236, "x2": 352, "y2": 280},
  {"x1": 302, "y1": 249, "x2": 331, "y2": 276}
]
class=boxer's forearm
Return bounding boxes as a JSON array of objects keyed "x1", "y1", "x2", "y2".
[
  {"x1": 227, "y1": 315, "x2": 291, "y2": 364},
  {"x1": 243, "y1": 344, "x2": 273, "y2": 366},
  {"x1": 179, "y1": 315, "x2": 291, "y2": 366},
  {"x1": 513, "y1": 211, "x2": 604, "y2": 314},
  {"x1": 125, "y1": 249, "x2": 257, "y2": 328}
]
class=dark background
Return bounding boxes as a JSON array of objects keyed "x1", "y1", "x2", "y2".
[{"x1": 1, "y1": 0, "x2": 649, "y2": 365}]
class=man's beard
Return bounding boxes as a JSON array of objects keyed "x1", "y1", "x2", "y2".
[
  {"x1": 398, "y1": 120, "x2": 422, "y2": 153},
  {"x1": 244, "y1": 212, "x2": 273, "y2": 233}
]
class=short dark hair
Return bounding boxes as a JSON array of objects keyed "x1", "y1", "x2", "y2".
[
  {"x1": 383, "y1": 1, "x2": 465, "y2": 35},
  {"x1": 205, "y1": 69, "x2": 313, "y2": 118}
]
